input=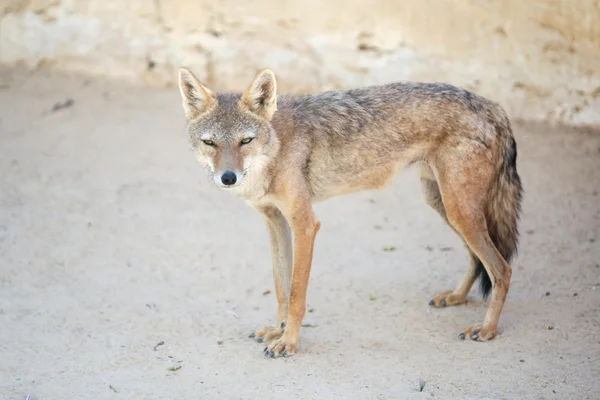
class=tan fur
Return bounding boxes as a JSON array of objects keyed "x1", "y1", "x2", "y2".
[{"x1": 177, "y1": 67, "x2": 523, "y2": 357}]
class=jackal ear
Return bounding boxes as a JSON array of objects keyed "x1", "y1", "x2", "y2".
[
  {"x1": 241, "y1": 69, "x2": 277, "y2": 121},
  {"x1": 178, "y1": 67, "x2": 215, "y2": 119}
]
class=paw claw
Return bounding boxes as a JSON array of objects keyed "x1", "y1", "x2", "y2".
[
  {"x1": 253, "y1": 325, "x2": 284, "y2": 343},
  {"x1": 280, "y1": 321, "x2": 286, "y2": 329},
  {"x1": 248, "y1": 331, "x2": 256, "y2": 338},
  {"x1": 263, "y1": 337, "x2": 298, "y2": 359},
  {"x1": 461, "y1": 324, "x2": 496, "y2": 342},
  {"x1": 458, "y1": 332, "x2": 466, "y2": 340},
  {"x1": 429, "y1": 290, "x2": 467, "y2": 308}
]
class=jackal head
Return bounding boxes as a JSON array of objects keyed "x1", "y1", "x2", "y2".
[{"x1": 177, "y1": 67, "x2": 279, "y2": 196}]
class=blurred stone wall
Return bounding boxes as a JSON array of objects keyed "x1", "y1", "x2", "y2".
[{"x1": 1, "y1": 0, "x2": 599, "y2": 126}]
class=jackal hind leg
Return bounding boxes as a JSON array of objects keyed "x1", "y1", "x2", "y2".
[
  {"x1": 420, "y1": 165, "x2": 478, "y2": 308},
  {"x1": 434, "y1": 161, "x2": 512, "y2": 341}
]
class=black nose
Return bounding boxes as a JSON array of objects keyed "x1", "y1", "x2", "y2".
[{"x1": 221, "y1": 171, "x2": 237, "y2": 186}]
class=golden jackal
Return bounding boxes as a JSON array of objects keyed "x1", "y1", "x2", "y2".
[{"x1": 177, "y1": 67, "x2": 523, "y2": 358}]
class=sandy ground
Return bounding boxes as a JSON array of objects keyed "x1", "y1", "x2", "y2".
[{"x1": 0, "y1": 68, "x2": 599, "y2": 400}]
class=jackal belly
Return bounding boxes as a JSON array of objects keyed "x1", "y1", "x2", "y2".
[{"x1": 307, "y1": 144, "x2": 423, "y2": 202}]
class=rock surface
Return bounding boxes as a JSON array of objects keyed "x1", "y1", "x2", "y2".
[{"x1": 1, "y1": 0, "x2": 599, "y2": 126}]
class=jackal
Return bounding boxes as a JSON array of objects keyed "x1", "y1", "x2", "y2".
[{"x1": 177, "y1": 67, "x2": 523, "y2": 358}]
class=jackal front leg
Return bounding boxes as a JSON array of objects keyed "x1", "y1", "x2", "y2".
[
  {"x1": 264, "y1": 201, "x2": 320, "y2": 358},
  {"x1": 249, "y1": 206, "x2": 293, "y2": 344}
]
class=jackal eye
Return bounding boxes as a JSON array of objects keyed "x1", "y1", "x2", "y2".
[
  {"x1": 240, "y1": 137, "x2": 254, "y2": 145},
  {"x1": 202, "y1": 139, "x2": 215, "y2": 146}
]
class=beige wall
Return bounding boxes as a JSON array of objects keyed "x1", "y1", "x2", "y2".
[{"x1": 2, "y1": 0, "x2": 599, "y2": 126}]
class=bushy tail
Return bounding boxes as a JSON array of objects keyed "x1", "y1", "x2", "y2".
[{"x1": 476, "y1": 116, "x2": 523, "y2": 298}]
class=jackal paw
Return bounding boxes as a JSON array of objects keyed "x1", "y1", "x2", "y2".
[
  {"x1": 428, "y1": 290, "x2": 467, "y2": 308},
  {"x1": 248, "y1": 322, "x2": 285, "y2": 343},
  {"x1": 457, "y1": 324, "x2": 497, "y2": 342},
  {"x1": 263, "y1": 334, "x2": 298, "y2": 358}
]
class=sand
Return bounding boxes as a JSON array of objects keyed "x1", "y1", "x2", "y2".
[{"x1": 0, "y1": 68, "x2": 599, "y2": 399}]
